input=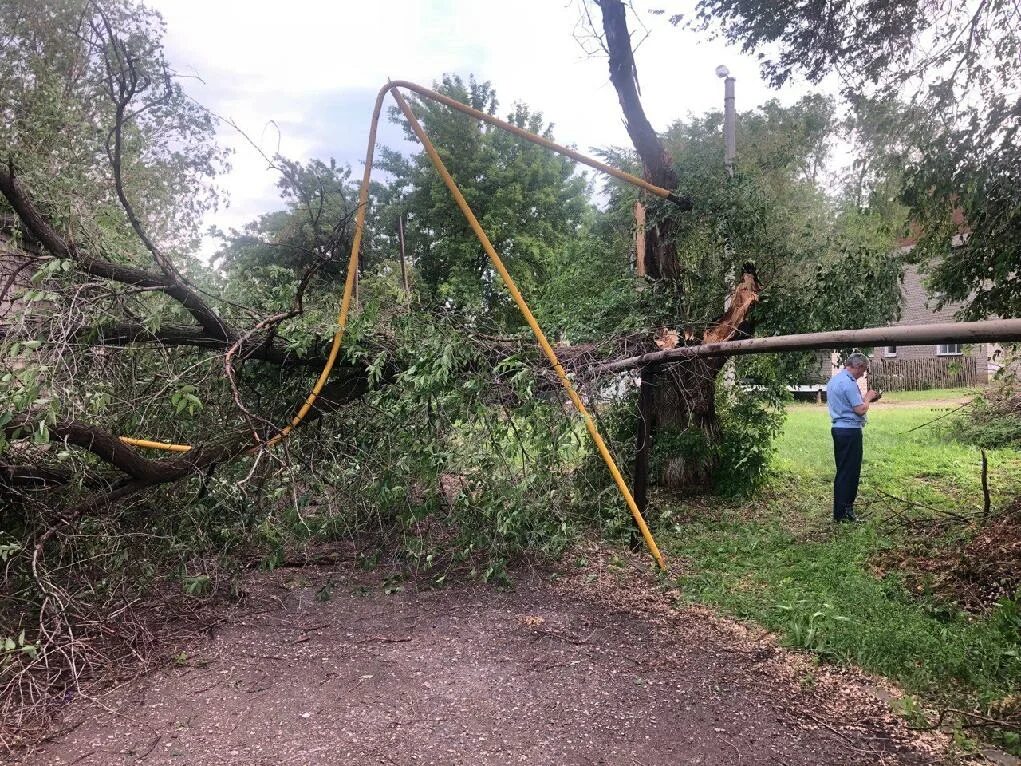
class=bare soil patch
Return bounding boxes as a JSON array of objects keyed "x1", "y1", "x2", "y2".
[{"x1": 18, "y1": 545, "x2": 953, "y2": 765}]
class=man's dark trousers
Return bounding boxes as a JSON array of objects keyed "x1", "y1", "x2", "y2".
[{"x1": 831, "y1": 427, "x2": 863, "y2": 520}]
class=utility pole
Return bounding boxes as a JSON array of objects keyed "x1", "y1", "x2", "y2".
[{"x1": 716, "y1": 65, "x2": 736, "y2": 177}]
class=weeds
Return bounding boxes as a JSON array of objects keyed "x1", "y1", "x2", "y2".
[
  {"x1": 948, "y1": 381, "x2": 1021, "y2": 450},
  {"x1": 664, "y1": 394, "x2": 1021, "y2": 751}
]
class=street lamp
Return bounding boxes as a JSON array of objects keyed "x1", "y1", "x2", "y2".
[{"x1": 716, "y1": 65, "x2": 736, "y2": 176}]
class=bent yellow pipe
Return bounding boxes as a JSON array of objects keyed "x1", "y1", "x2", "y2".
[
  {"x1": 389, "y1": 85, "x2": 665, "y2": 570},
  {"x1": 117, "y1": 80, "x2": 671, "y2": 570},
  {"x1": 388, "y1": 80, "x2": 685, "y2": 206}
]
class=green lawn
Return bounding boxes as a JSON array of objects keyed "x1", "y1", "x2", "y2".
[{"x1": 662, "y1": 392, "x2": 1021, "y2": 745}]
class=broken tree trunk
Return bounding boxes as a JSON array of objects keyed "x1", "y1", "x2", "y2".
[
  {"x1": 598, "y1": 0, "x2": 750, "y2": 492},
  {"x1": 650, "y1": 270, "x2": 758, "y2": 490},
  {"x1": 634, "y1": 201, "x2": 646, "y2": 277}
]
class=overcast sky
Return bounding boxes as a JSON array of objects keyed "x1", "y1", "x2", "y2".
[{"x1": 147, "y1": 0, "x2": 808, "y2": 252}]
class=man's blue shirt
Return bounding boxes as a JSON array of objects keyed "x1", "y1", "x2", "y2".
[{"x1": 826, "y1": 369, "x2": 865, "y2": 428}]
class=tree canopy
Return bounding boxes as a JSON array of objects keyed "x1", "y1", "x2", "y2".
[
  {"x1": 677, "y1": 0, "x2": 1021, "y2": 320},
  {"x1": 378, "y1": 74, "x2": 591, "y2": 330}
]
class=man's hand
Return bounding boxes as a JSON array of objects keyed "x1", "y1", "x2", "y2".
[{"x1": 853, "y1": 389, "x2": 881, "y2": 415}]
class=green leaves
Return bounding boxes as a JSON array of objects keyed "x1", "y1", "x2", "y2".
[
  {"x1": 690, "y1": 0, "x2": 1021, "y2": 321},
  {"x1": 0, "y1": 538, "x2": 23, "y2": 563},
  {"x1": 217, "y1": 159, "x2": 358, "y2": 283},
  {"x1": 29, "y1": 258, "x2": 72, "y2": 285},
  {"x1": 378, "y1": 74, "x2": 591, "y2": 330},
  {"x1": 181, "y1": 574, "x2": 212, "y2": 597},
  {"x1": 1, "y1": 629, "x2": 39, "y2": 662},
  {"x1": 777, "y1": 600, "x2": 853, "y2": 655},
  {"x1": 170, "y1": 385, "x2": 203, "y2": 416}
]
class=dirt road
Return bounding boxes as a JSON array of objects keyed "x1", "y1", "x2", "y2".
[{"x1": 21, "y1": 547, "x2": 949, "y2": 765}]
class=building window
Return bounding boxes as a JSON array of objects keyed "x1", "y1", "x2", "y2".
[
  {"x1": 885, "y1": 346, "x2": 897, "y2": 357},
  {"x1": 937, "y1": 343, "x2": 963, "y2": 356}
]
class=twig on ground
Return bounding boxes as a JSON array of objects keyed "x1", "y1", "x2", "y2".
[
  {"x1": 908, "y1": 706, "x2": 1021, "y2": 733},
  {"x1": 902, "y1": 398, "x2": 975, "y2": 434},
  {"x1": 874, "y1": 488, "x2": 973, "y2": 522}
]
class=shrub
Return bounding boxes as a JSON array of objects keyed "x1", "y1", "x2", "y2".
[
  {"x1": 951, "y1": 383, "x2": 1021, "y2": 450},
  {"x1": 715, "y1": 384, "x2": 787, "y2": 496}
]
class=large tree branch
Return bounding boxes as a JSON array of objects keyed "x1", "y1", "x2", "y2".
[
  {"x1": 4, "y1": 413, "x2": 244, "y2": 482},
  {"x1": 594, "y1": 1, "x2": 689, "y2": 280},
  {"x1": 0, "y1": 165, "x2": 235, "y2": 341},
  {"x1": 597, "y1": 0, "x2": 678, "y2": 190},
  {"x1": 81, "y1": 321, "x2": 332, "y2": 367}
]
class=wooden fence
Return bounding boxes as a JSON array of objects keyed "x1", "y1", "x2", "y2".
[{"x1": 867, "y1": 356, "x2": 982, "y2": 391}]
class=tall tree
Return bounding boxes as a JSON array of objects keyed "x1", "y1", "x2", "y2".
[
  {"x1": 216, "y1": 159, "x2": 359, "y2": 279},
  {"x1": 588, "y1": 0, "x2": 760, "y2": 491},
  {"x1": 684, "y1": 0, "x2": 1021, "y2": 320},
  {"x1": 378, "y1": 74, "x2": 591, "y2": 330},
  {"x1": 582, "y1": 1, "x2": 904, "y2": 491}
]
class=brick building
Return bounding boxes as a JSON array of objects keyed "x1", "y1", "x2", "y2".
[
  {"x1": 871, "y1": 264, "x2": 989, "y2": 367},
  {"x1": 797, "y1": 263, "x2": 993, "y2": 394}
]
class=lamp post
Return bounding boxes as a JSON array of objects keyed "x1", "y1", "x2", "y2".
[
  {"x1": 715, "y1": 65, "x2": 736, "y2": 177},
  {"x1": 716, "y1": 65, "x2": 738, "y2": 389}
]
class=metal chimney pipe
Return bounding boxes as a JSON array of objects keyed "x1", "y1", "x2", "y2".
[{"x1": 723, "y1": 76, "x2": 736, "y2": 176}]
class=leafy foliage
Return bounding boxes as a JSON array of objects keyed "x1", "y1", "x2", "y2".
[
  {"x1": 1, "y1": 0, "x2": 231, "y2": 454},
  {"x1": 216, "y1": 158, "x2": 359, "y2": 281},
  {"x1": 378, "y1": 74, "x2": 591, "y2": 330},
  {"x1": 950, "y1": 379, "x2": 1021, "y2": 450},
  {"x1": 0, "y1": 0, "x2": 227, "y2": 248},
  {"x1": 679, "y1": 0, "x2": 1021, "y2": 320},
  {"x1": 609, "y1": 97, "x2": 897, "y2": 333}
]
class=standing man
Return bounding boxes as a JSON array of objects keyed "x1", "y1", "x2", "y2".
[{"x1": 826, "y1": 352, "x2": 881, "y2": 522}]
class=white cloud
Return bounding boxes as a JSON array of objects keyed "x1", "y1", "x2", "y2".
[{"x1": 146, "y1": 0, "x2": 810, "y2": 254}]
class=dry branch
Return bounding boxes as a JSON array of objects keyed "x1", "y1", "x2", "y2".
[
  {"x1": 0, "y1": 464, "x2": 72, "y2": 487},
  {"x1": 4, "y1": 413, "x2": 245, "y2": 483},
  {"x1": 84, "y1": 322, "x2": 324, "y2": 367}
]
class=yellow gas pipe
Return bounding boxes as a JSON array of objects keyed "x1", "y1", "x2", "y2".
[{"x1": 120, "y1": 80, "x2": 678, "y2": 569}]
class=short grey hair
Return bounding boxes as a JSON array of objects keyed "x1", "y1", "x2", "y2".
[{"x1": 845, "y1": 352, "x2": 869, "y2": 369}]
